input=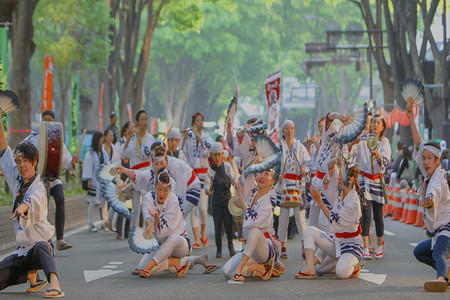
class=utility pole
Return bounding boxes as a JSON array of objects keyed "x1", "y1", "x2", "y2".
[{"x1": 442, "y1": 0, "x2": 449, "y2": 143}]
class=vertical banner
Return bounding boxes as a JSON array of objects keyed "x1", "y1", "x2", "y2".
[
  {"x1": 233, "y1": 70, "x2": 239, "y2": 99},
  {"x1": 150, "y1": 118, "x2": 158, "y2": 135},
  {"x1": 68, "y1": 74, "x2": 80, "y2": 155},
  {"x1": 126, "y1": 103, "x2": 132, "y2": 122},
  {"x1": 41, "y1": 56, "x2": 54, "y2": 112},
  {"x1": 265, "y1": 70, "x2": 281, "y2": 145},
  {"x1": 0, "y1": 27, "x2": 9, "y2": 138},
  {"x1": 99, "y1": 83, "x2": 104, "y2": 131},
  {"x1": 115, "y1": 91, "x2": 120, "y2": 129}
]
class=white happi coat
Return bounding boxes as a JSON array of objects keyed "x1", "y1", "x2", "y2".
[
  {"x1": 82, "y1": 149, "x2": 108, "y2": 205},
  {"x1": 413, "y1": 141, "x2": 450, "y2": 248},
  {"x1": 322, "y1": 168, "x2": 363, "y2": 260},
  {"x1": 121, "y1": 132, "x2": 155, "y2": 169},
  {"x1": 133, "y1": 156, "x2": 201, "y2": 212},
  {"x1": 142, "y1": 190, "x2": 187, "y2": 244},
  {"x1": 24, "y1": 131, "x2": 74, "y2": 188},
  {"x1": 278, "y1": 139, "x2": 311, "y2": 192},
  {"x1": 102, "y1": 143, "x2": 119, "y2": 164},
  {"x1": 182, "y1": 131, "x2": 213, "y2": 171},
  {"x1": 230, "y1": 133, "x2": 257, "y2": 170},
  {"x1": 241, "y1": 175, "x2": 277, "y2": 237},
  {"x1": 0, "y1": 147, "x2": 55, "y2": 256},
  {"x1": 349, "y1": 136, "x2": 391, "y2": 204}
]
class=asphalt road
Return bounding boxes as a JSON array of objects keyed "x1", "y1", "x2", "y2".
[{"x1": 0, "y1": 216, "x2": 448, "y2": 300}]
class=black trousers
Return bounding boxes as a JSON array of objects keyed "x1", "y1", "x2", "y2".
[
  {"x1": 361, "y1": 200, "x2": 384, "y2": 237},
  {"x1": 116, "y1": 215, "x2": 131, "y2": 238},
  {"x1": 0, "y1": 241, "x2": 57, "y2": 291},
  {"x1": 212, "y1": 205, "x2": 233, "y2": 251},
  {"x1": 49, "y1": 184, "x2": 65, "y2": 240}
]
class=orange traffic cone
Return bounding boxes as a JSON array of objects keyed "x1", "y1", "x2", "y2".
[
  {"x1": 392, "y1": 187, "x2": 404, "y2": 221},
  {"x1": 414, "y1": 196, "x2": 425, "y2": 228},
  {"x1": 406, "y1": 189, "x2": 418, "y2": 225},
  {"x1": 400, "y1": 189, "x2": 411, "y2": 222},
  {"x1": 385, "y1": 186, "x2": 396, "y2": 217}
]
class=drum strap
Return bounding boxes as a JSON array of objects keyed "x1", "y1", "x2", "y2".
[{"x1": 13, "y1": 173, "x2": 38, "y2": 213}]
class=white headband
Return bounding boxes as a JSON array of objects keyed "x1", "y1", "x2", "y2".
[
  {"x1": 156, "y1": 169, "x2": 172, "y2": 188},
  {"x1": 282, "y1": 120, "x2": 294, "y2": 132},
  {"x1": 423, "y1": 145, "x2": 441, "y2": 158},
  {"x1": 152, "y1": 153, "x2": 166, "y2": 162}
]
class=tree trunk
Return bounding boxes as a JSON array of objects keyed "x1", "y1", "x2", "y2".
[{"x1": 9, "y1": 0, "x2": 39, "y2": 147}]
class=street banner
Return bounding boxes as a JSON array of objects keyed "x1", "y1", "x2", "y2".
[
  {"x1": 99, "y1": 83, "x2": 104, "y2": 130},
  {"x1": 68, "y1": 74, "x2": 80, "y2": 155},
  {"x1": 265, "y1": 70, "x2": 281, "y2": 145},
  {"x1": 115, "y1": 91, "x2": 120, "y2": 128},
  {"x1": 126, "y1": 103, "x2": 132, "y2": 122},
  {"x1": 41, "y1": 55, "x2": 54, "y2": 112},
  {"x1": 0, "y1": 27, "x2": 9, "y2": 138},
  {"x1": 150, "y1": 118, "x2": 157, "y2": 135}
]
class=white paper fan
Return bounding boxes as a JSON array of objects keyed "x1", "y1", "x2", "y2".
[
  {"x1": 401, "y1": 77, "x2": 425, "y2": 109},
  {"x1": 95, "y1": 161, "x2": 118, "y2": 183},
  {"x1": 0, "y1": 90, "x2": 20, "y2": 114},
  {"x1": 225, "y1": 96, "x2": 238, "y2": 126},
  {"x1": 128, "y1": 226, "x2": 160, "y2": 254},
  {"x1": 336, "y1": 102, "x2": 368, "y2": 146},
  {"x1": 252, "y1": 134, "x2": 279, "y2": 158},
  {"x1": 101, "y1": 181, "x2": 132, "y2": 219}
]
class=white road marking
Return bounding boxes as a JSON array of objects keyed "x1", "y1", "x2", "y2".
[
  {"x1": 409, "y1": 243, "x2": 418, "y2": 247},
  {"x1": 110, "y1": 262, "x2": 123, "y2": 265},
  {"x1": 360, "y1": 269, "x2": 370, "y2": 273},
  {"x1": 383, "y1": 230, "x2": 396, "y2": 236},
  {"x1": 102, "y1": 265, "x2": 118, "y2": 269},
  {"x1": 84, "y1": 269, "x2": 123, "y2": 282},
  {"x1": 359, "y1": 273, "x2": 387, "y2": 285}
]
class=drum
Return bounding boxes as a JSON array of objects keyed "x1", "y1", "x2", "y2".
[
  {"x1": 37, "y1": 121, "x2": 64, "y2": 179},
  {"x1": 228, "y1": 196, "x2": 245, "y2": 218},
  {"x1": 280, "y1": 188, "x2": 303, "y2": 208}
]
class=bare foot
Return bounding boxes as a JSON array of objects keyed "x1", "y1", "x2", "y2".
[
  {"x1": 299, "y1": 266, "x2": 316, "y2": 276},
  {"x1": 27, "y1": 270, "x2": 38, "y2": 285}
]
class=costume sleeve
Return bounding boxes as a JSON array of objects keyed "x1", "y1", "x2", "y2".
[
  {"x1": 413, "y1": 141, "x2": 427, "y2": 176},
  {"x1": 201, "y1": 134, "x2": 213, "y2": 159},
  {"x1": 0, "y1": 147, "x2": 19, "y2": 190},
  {"x1": 134, "y1": 169, "x2": 154, "y2": 193},
  {"x1": 142, "y1": 191, "x2": 156, "y2": 222},
  {"x1": 82, "y1": 151, "x2": 93, "y2": 180},
  {"x1": 61, "y1": 143, "x2": 74, "y2": 170},
  {"x1": 226, "y1": 162, "x2": 239, "y2": 185},
  {"x1": 322, "y1": 167, "x2": 339, "y2": 202},
  {"x1": 379, "y1": 138, "x2": 391, "y2": 169},
  {"x1": 159, "y1": 195, "x2": 181, "y2": 233},
  {"x1": 121, "y1": 136, "x2": 134, "y2": 160},
  {"x1": 205, "y1": 167, "x2": 214, "y2": 192},
  {"x1": 333, "y1": 196, "x2": 361, "y2": 226},
  {"x1": 423, "y1": 181, "x2": 441, "y2": 233},
  {"x1": 298, "y1": 143, "x2": 312, "y2": 170},
  {"x1": 139, "y1": 135, "x2": 156, "y2": 160}
]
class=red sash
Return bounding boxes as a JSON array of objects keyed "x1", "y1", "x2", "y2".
[
  {"x1": 132, "y1": 161, "x2": 150, "y2": 170},
  {"x1": 335, "y1": 225, "x2": 362, "y2": 238},
  {"x1": 359, "y1": 171, "x2": 380, "y2": 180},
  {"x1": 283, "y1": 173, "x2": 302, "y2": 181},
  {"x1": 315, "y1": 170, "x2": 326, "y2": 180}
]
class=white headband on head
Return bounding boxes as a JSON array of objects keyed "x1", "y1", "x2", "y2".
[
  {"x1": 372, "y1": 114, "x2": 384, "y2": 121},
  {"x1": 423, "y1": 145, "x2": 441, "y2": 158},
  {"x1": 282, "y1": 120, "x2": 294, "y2": 132},
  {"x1": 13, "y1": 151, "x2": 23, "y2": 160},
  {"x1": 156, "y1": 169, "x2": 172, "y2": 188},
  {"x1": 152, "y1": 153, "x2": 166, "y2": 162}
]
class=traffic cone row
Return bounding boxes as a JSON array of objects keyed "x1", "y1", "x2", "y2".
[{"x1": 383, "y1": 185, "x2": 426, "y2": 230}]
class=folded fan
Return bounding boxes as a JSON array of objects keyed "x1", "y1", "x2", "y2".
[
  {"x1": 401, "y1": 77, "x2": 425, "y2": 109},
  {"x1": 101, "y1": 181, "x2": 132, "y2": 219},
  {"x1": 128, "y1": 226, "x2": 160, "y2": 254},
  {"x1": 225, "y1": 96, "x2": 237, "y2": 126},
  {"x1": 95, "y1": 161, "x2": 118, "y2": 183},
  {"x1": 0, "y1": 90, "x2": 20, "y2": 114},
  {"x1": 336, "y1": 102, "x2": 368, "y2": 146},
  {"x1": 253, "y1": 134, "x2": 279, "y2": 158}
]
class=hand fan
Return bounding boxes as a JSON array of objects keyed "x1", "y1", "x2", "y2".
[
  {"x1": 101, "y1": 181, "x2": 132, "y2": 219},
  {"x1": 128, "y1": 226, "x2": 160, "y2": 254},
  {"x1": 0, "y1": 90, "x2": 20, "y2": 114},
  {"x1": 401, "y1": 77, "x2": 425, "y2": 109},
  {"x1": 95, "y1": 161, "x2": 118, "y2": 183},
  {"x1": 336, "y1": 102, "x2": 368, "y2": 146}
]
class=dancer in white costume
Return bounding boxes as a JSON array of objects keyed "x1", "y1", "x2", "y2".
[
  {"x1": 121, "y1": 110, "x2": 156, "y2": 227},
  {"x1": 296, "y1": 157, "x2": 363, "y2": 279},
  {"x1": 182, "y1": 112, "x2": 213, "y2": 248},
  {"x1": 276, "y1": 120, "x2": 311, "y2": 259},
  {"x1": 138, "y1": 170, "x2": 192, "y2": 278},
  {"x1": 223, "y1": 170, "x2": 284, "y2": 282}
]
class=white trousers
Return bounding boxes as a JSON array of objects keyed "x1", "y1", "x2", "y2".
[
  {"x1": 308, "y1": 205, "x2": 321, "y2": 228},
  {"x1": 223, "y1": 227, "x2": 271, "y2": 279},
  {"x1": 304, "y1": 226, "x2": 359, "y2": 278},
  {"x1": 191, "y1": 187, "x2": 207, "y2": 228},
  {"x1": 131, "y1": 189, "x2": 142, "y2": 227},
  {"x1": 137, "y1": 233, "x2": 190, "y2": 271},
  {"x1": 88, "y1": 201, "x2": 108, "y2": 225},
  {"x1": 183, "y1": 201, "x2": 196, "y2": 220},
  {"x1": 278, "y1": 207, "x2": 306, "y2": 243}
]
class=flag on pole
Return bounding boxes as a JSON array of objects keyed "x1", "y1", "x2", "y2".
[
  {"x1": 115, "y1": 91, "x2": 120, "y2": 129},
  {"x1": 126, "y1": 103, "x2": 132, "y2": 122},
  {"x1": 68, "y1": 74, "x2": 80, "y2": 155},
  {"x1": 233, "y1": 70, "x2": 239, "y2": 99},
  {"x1": 41, "y1": 55, "x2": 54, "y2": 112},
  {"x1": 99, "y1": 83, "x2": 104, "y2": 131},
  {"x1": 0, "y1": 27, "x2": 9, "y2": 138},
  {"x1": 265, "y1": 70, "x2": 281, "y2": 145}
]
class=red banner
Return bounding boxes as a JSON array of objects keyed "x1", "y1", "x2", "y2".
[
  {"x1": 126, "y1": 103, "x2": 132, "y2": 122},
  {"x1": 99, "y1": 83, "x2": 104, "y2": 130},
  {"x1": 265, "y1": 70, "x2": 281, "y2": 145},
  {"x1": 150, "y1": 118, "x2": 157, "y2": 135},
  {"x1": 41, "y1": 56, "x2": 54, "y2": 112}
]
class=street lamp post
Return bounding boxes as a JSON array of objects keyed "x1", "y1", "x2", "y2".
[{"x1": 442, "y1": 0, "x2": 450, "y2": 144}]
